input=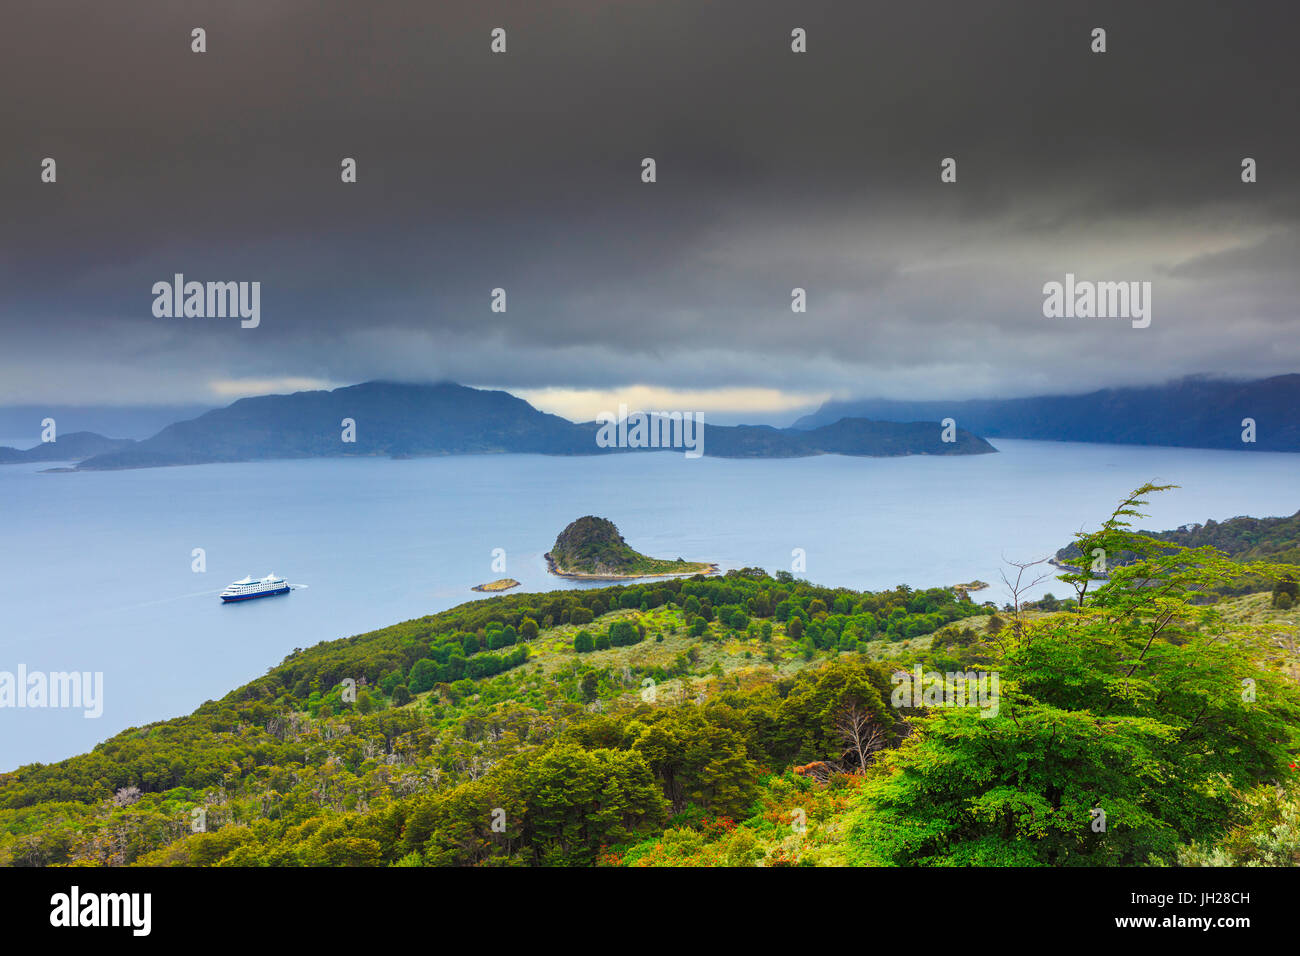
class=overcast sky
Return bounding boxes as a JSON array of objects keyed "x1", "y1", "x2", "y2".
[{"x1": 2, "y1": 0, "x2": 1297, "y2": 423}]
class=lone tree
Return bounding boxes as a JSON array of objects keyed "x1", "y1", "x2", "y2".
[
  {"x1": 835, "y1": 703, "x2": 887, "y2": 771},
  {"x1": 850, "y1": 483, "x2": 1300, "y2": 866}
]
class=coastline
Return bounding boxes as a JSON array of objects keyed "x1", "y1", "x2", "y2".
[
  {"x1": 544, "y1": 551, "x2": 718, "y2": 581},
  {"x1": 1048, "y1": 557, "x2": 1110, "y2": 579}
]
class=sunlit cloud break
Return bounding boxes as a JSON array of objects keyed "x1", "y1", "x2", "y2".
[
  {"x1": 208, "y1": 377, "x2": 341, "y2": 399},
  {"x1": 512, "y1": 386, "x2": 831, "y2": 423}
]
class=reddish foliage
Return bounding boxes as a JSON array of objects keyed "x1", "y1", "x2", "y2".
[
  {"x1": 793, "y1": 761, "x2": 830, "y2": 777},
  {"x1": 595, "y1": 844, "x2": 624, "y2": 867}
]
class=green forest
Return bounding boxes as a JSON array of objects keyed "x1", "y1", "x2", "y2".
[{"x1": 3, "y1": 485, "x2": 1299, "y2": 867}]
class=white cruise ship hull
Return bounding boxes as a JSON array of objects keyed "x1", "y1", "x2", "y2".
[{"x1": 220, "y1": 576, "x2": 291, "y2": 602}]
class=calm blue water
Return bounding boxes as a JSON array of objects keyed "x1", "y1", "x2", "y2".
[{"x1": 1, "y1": 439, "x2": 1297, "y2": 770}]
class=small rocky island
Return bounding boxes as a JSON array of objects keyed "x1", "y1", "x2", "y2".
[
  {"x1": 472, "y1": 578, "x2": 521, "y2": 593},
  {"x1": 545, "y1": 516, "x2": 716, "y2": 580}
]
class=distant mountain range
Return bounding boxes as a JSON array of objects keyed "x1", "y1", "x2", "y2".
[
  {"x1": 0, "y1": 382, "x2": 995, "y2": 470},
  {"x1": 0, "y1": 403, "x2": 212, "y2": 442},
  {"x1": 794, "y1": 375, "x2": 1300, "y2": 452},
  {"x1": 0, "y1": 432, "x2": 134, "y2": 464}
]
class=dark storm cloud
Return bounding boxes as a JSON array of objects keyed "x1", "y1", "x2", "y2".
[{"x1": 1, "y1": 0, "x2": 1298, "y2": 409}]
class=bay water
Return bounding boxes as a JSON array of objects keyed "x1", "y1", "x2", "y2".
[{"x1": 1, "y1": 439, "x2": 1296, "y2": 769}]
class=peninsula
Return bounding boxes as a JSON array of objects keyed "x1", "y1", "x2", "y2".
[{"x1": 544, "y1": 516, "x2": 715, "y2": 580}]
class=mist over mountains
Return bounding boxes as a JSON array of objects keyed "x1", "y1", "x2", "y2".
[{"x1": 795, "y1": 375, "x2": 1300, "y2": 452}]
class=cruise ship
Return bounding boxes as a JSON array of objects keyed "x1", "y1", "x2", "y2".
[{"x1": 220, "y1": 573, "x2": 290, "y2": 602}]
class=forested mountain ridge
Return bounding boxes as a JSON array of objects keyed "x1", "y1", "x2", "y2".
[
  {"x1": 0, "y1": 571, "x2": 987, "y2": 865},
  {"x1": 1054, "y1": 508, "x2": 1300, "y2": 599},
  {"x1": 1057, "y1": 509, "x2": 1300, "y2": 563}
]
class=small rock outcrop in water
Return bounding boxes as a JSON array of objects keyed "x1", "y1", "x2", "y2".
[
  {"x1": 545, "y1": 516, "x2": 715, "y2": 579},
  {"x1": 472, "y1": 578, "x2": 521, "y2": 593}
]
